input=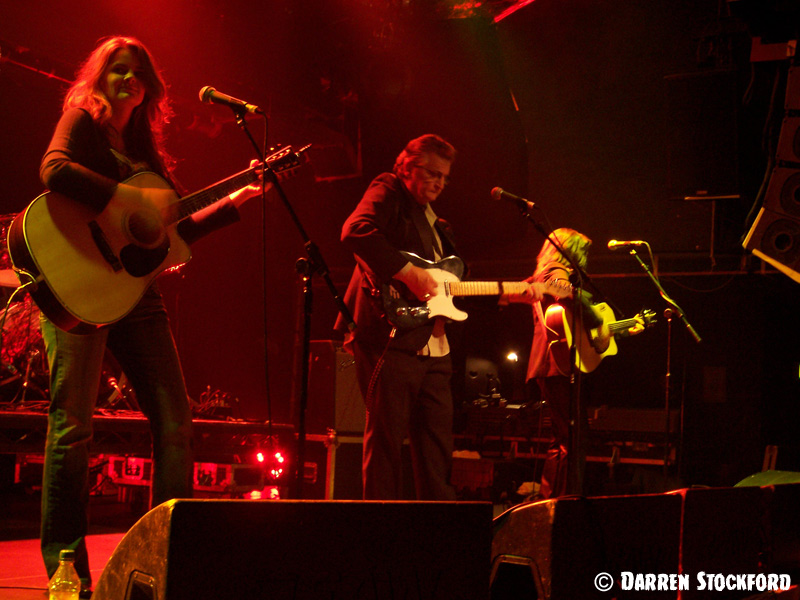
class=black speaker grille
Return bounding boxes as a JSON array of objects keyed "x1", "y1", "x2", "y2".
[
  {"x1": 762, "y1": 218, "x2": 800, "y2": 265},
  {"x1": 779, "y1": 171, "x2": 800, "y2": 217}
]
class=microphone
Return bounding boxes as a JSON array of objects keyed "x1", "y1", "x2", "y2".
[
  {"x1": 198, "y1": 86, "x2": 264, "y2": 115},
  {"x1": 607, "y1": 239, "x2": 647, "y2": 250},
  {"x1": 491, "y1": 187, "x2": 536, "y2": 211}
]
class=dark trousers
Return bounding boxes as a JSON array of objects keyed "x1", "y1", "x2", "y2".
[
  {"x1": 537, "y1": 376, "x2": 587, "y2": 498},
  {"x1": 353, "y1": 344, "x2": 456, "y2": 500},
  {"x1": 39, "y1": 287, "x2": 193, "y2": 584}
]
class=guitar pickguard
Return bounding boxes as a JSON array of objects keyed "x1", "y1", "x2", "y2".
[{"x1": 381, "y1": 252, "x2": 466, "y2": 329}]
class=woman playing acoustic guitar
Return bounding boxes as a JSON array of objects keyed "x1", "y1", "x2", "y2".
[{"x1": 33, "y1": 36, "x2": 262, "y2": 594}]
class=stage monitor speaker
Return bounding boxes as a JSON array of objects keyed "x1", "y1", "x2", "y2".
[
  {"x1": 735, "y1": 470, "x2": 800, "y2": 487},
  {"x1": 735, "y1": 474, "x2": 800, "y2": 573},
  {"x1": 93, "y1": 499, "x2": 492, "y2": 600},
  {"x1": 764, "y1": 482, "x2": 800, "y2": 573},
  {"x1": 303, "y1": 340, "x2": 365, "y2": 435},
  {"x1": 676, "y1": 486, "x2": 768, "y2": 599},
  {"x1": 491, "y1": 494, "x2": 682, "y2": 599}
]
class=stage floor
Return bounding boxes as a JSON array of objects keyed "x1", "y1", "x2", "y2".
[
  {"x1": 0, "y1": 487, "x2": 139, "y2": 600},
  {"x1": 0, "y1": 533, "x2": 123, "y2": 600}
]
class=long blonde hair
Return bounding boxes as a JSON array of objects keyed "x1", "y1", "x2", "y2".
[
  {"x1": 64, "y1": 36, "x2": 173, "y2": 177},
  {"x1": 534, "y1": 227, "x2": 591, "y2": 278}
]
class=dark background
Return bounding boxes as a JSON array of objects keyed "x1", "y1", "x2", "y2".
[{"x1": 2, "y1": 0, "x2": 799, "y2": 489}]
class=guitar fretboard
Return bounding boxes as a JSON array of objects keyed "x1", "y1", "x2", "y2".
[
  {"x1": 609, "y1": 318, "x2": 638, "y2": 333},
  {"x1": 445, "y1": 281, "x2": 529, "y2": 297},
  {"x1": 174, "y1": 168, "x2": 261, "y2": 222},
  {"x1": 171, "y1": 147, "x2": 301, "y2": 223}
]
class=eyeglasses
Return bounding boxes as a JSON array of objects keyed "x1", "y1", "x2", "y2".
[{"x1": 415, "y1": 164, "x2": 450, "y2": 185}]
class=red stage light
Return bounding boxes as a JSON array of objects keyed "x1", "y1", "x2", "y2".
[{"x1": 269, "y1": 451, "x2": 286, "y2": 479}]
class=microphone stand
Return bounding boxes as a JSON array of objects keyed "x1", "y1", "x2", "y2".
[
  {"x1": 230, "y1": 109, "x2": 355, "y2": 499},
  {"x1": 624, "y1": 245, "x2": 701, "y2": 479}
]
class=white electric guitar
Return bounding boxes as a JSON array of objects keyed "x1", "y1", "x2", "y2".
[{"x1": 381, "y1": 251, "x2": 572, "y2": 329}]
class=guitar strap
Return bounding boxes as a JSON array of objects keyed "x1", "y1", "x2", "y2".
[
  {"x1": 536, "y1": 299, "x2": 571, "y2": 378},
  {"x1": 533, "y1": 299, "x2": 546, "y2": 330},
  {"x1": 425, "y1": 205, "x2": 444, "y2": 260}
]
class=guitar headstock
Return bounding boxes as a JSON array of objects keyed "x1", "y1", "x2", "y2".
[
  {"x1": 640, "y1": 308, "x2": 658, "y2": 328},
  {"x1": 541, "y1": 278, "x2": 573, "y2": 299},
  {"x1": 263, "y1": 144, "x2": 310, "y2": 179}
]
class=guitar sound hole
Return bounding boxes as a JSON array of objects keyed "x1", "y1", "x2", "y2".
[{"x1": 126, "y1": 210, "x2": 165, "y2": 249}]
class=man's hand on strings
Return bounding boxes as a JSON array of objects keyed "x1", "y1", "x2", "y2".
[{"x1": 394, "y1": 263, "x2": 438, "y2": 302}]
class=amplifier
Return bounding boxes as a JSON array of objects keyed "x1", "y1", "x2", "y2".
[{"x1": 303, "y1": 340, "x2": 365, "y2": 435}]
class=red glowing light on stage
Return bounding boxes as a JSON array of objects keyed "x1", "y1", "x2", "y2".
[
  {"x1": 254, "y1": 448, "x2": 287, "y2": 481},
  {"x1": 270, "y1": 452, "x2": 286, "y2": 479},
  {"x1": 245, "y1": 486, "x2": 280, "y2": 500}
]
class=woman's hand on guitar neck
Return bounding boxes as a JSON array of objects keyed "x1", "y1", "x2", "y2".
[
  {"x1": 627, "y1": 315, "x2": 646, "y2": 336},
  {"x1": 394, "y1": 262, "x2": 438, "y2": 301},
  {"x1": 229, "y1": 159, "x2": 273, "y2": 208}
]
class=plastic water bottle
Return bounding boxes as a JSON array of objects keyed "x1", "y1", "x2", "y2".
[{"x1": 48, "y1": 549, "x2": 81, "y2": 600}]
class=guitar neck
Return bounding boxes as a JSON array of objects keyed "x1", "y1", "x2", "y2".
[
  {"x1": 446, "y1": 281, "x2": 529, "y2": 297},
  {"x1": 169, "y1": 145, "x2": 302, "y2": 224},
  {"x1": 172, "y1": 167, "x2": 260, "y2": 223},
  {"x1": 609, "y1": 318, "x2": 638, "y2": 333}
]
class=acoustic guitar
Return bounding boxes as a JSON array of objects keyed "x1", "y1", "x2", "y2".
[
  {"x1": 545, "y1": 301, "x2": 657, "y2": 374},
  {"x1": 8, "y1": 146, "x2": 303, "y2": 333}
]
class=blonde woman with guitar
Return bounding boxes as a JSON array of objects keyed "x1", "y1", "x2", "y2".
[{"x1": 505, "y1": 228, "x2": 650, "y2": 500}]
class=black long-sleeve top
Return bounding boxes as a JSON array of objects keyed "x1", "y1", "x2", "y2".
[{"x1": 40, "y1": 107, "x2": 240, "y2": 244}]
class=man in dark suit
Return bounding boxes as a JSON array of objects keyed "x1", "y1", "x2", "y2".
[{"x1": 336, "y1": 134, "x2": 459, "y2": 500}]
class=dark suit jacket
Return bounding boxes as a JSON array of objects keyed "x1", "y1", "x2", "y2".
[{"x1": 336, "y1": 172, "x2": 460, "y2": 353}]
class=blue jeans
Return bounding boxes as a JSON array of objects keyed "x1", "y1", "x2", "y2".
[{"x1": 39, "y1": 286, "x2": 193, "y2": 583}]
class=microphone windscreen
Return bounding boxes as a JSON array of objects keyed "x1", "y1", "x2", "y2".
[{"x1": 198, "y1": 86, "x2": 214, "y2": 102}]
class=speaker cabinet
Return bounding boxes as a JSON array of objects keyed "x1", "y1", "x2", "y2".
[
  {"x1": 786, "y1": 66, "x2": 800, "y2": 111},
  {"x1": 94, "y1": 499, "x2": 492, "y2": 600},
  {"x1": 677, "y1": 486, "x2": 768, "y2": 600},
  {"x1": 491, "y1": 487, "x2": 792, "y2": 600},
  {"x1": 735, "y1": 470, "x2": 800, "y2": 487},
  {"x1": 491, "y1": 494, "x2": 683, "y2": 599},
  {"x1": 743, "y1": 167, "x2": 800, "y2": 282},
  {"x1": 303, "y1": 340, "x2": 365, "y2": 435},
  {"x1": 777, "y1": 116, "x2": 800, "y2": 163},
  {"x1": 665, "y1": 70, "x2": 739, "y2": 200}
]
